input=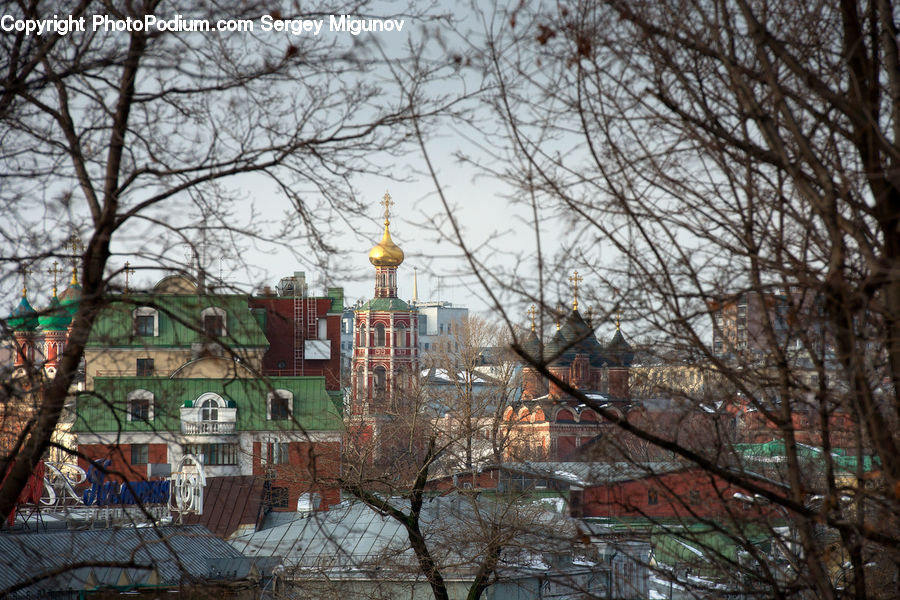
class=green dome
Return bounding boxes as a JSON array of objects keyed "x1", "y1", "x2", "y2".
[
  {"x1": 9, "y1": 295, "x2": 39, "y2": 331},
  {"x1": 38, "y1": 295, "x2": 71, "y2": 331},
  {"x1": 59, "y1": 283, "x2": 82, "y2": 317}
]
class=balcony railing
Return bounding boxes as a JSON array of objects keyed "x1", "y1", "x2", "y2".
[
  {"x1": 180, "y1": 406, "x2": 236, "y2": 435},
  {"x1": 181, "y1": 420, "x2": 236, "y2": 434}
]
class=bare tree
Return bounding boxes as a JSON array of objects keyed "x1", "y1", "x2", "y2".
[
  {"x1": 0, "y1": 0, "x2": 451, "y2": 523},
  {"x1": 339, "y1": 374, "x2": 599, "y2": 600},
  {"x1": 424, "y1": 314, "x2": 522, "y2": 471},
  {"x1": 416, "y1": 0, "x2": 900, "y2": 597}
]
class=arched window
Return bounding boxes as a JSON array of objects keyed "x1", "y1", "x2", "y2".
[
  {"x1": 394, "y1": 366, "x2": 407, "y2": 395},
  {"x1": 201, "y1": 399, "x2": 218, "y2": 421},
  {"x1": 127, "y1": 389, "x2": 154, "y2": 422},
  {"x1": 201, "y1": 306, "x2": 226, "y2": 337},
  {"x1": 267, "y1": 389, "x2": 293, "y2": 420},
  {"x1": 357, "y1": 367, "x2": 365, "y2": 400},
  {"x1": 133, "y1": 307, "x2": 159, "y2": 337},
  {"x1": 197, "y1": 392, "x2": 225, "y2": 422},
  {"x1": 395, "y1": 324, "x2": 407, "y2": 348},
  {"x1": 358, "y1": 324, "x2": 366, "y2": 347},
  {"x1": 374, "y1": 323, "x2": 386, "y2": 347},
  {"x1": 556, "y1": 409, "x2": 576, "y2": 423},
  {"x1": 373, "y1": 366, "x2": 387, "y2": 403}
]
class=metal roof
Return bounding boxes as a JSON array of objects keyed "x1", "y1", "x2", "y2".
[
  {"x1": 0, "y1": 525, "x2": 262, "y2": 597},
  {"x1": 75, "y1": 375, "x2": 343, "y2": 433},
  {"x1": 500, "y1": 461, "x2": 686, "y2": 487},
  {"x1": 85, "y1": 293, "x2": 268, "y2": 348},
  {"x1": 231, "y1": 495, "x2": 584, "y2": 579}
]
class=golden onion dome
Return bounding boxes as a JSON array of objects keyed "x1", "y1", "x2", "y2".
[
  {"x1": 369, "y1": 221, "x2": 404, "y2": 267},
  {"x1": 368, "y1": 191, "x2": 404, "y2": 267}
]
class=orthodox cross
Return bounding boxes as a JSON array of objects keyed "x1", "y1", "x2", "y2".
[
  {"x1": 124, "y1": 261, "x2": 135, "y2": 293},
  {"x1": 67, "y1": 233, "x2": 82, "y2": 285},
  {"x1": 19, "y1": 264, "x2": 31, "y2": 297},
  {"x1": 47, "y1": 261, "x2": 61, "y2": 295},
  {"x1": 527, "y1": 304, "x2": 537, "y2": 332},
  {"x1": 568, "y1": 270, "x2": 583, "y2": 311},
  {"x1": 381, "y1": 191, "x2": 393, "y2": 224}
]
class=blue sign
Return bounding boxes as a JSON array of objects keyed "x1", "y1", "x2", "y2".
[{"x1": 81, "y1": 459, "x2": 171, "y2": 507}]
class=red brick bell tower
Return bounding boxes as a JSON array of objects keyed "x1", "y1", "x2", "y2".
[{"x1": 347, "y1": 193, "x2": 420, "y2": 461}]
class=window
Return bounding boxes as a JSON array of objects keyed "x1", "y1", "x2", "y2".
[
  {"x1": 204, "y1": 314, "x2": 224, "y2": 337},
  {"x1": 183, "y1": 443, "x2": 237, "y2": 466},
  {"x1": 133, "y1": 307, "x2": 158, "y2": 336},
  {"x1": 689, "y1": 490, "x2": 701, "y2": 505},
  {"x1": 131, "y1": 444, "x2": 149, "y2": 465},
  {"x1": 130, "y1": 398, "x2": 150, "y2": 421},
  {"x1": 200, "y1": 398, "x2": 218, "y2": 421},
  {"x1": 395, "y1": 324, "x2": 407, "y2": 348},
  {"x1": 127, "y1": 389, "x2": 154, "y2": 421},
  {"x1": 267, "y1": 486, "x2": 289, "y2": 508},
  {"x1": 648, "y1": 489, "x2": 658, "y2": 505},
  {"x1": 135, "y1": 315, "x2": 154, "y2": 336},
  {"x1": 200, "y1": 307, "x2": 226, "y2": 337},
  {"x1": 374, "y1": 323, "x2": 385, "y2": 346},
  {"x1": 373, "y1": 366, "x2": 387, "y2": 403},
  {"x1": 356, "y1": 367, "x2": 365, "y2": 400},
  {"x1": 266, "y1": 442, "x2": 290, "y2": 465},
  {"x1": 267, "y1": 389, "x2": 293, "y2": 420},
  {"x1": 136, "y1": 358, "x2": 154, "y2": 376}
]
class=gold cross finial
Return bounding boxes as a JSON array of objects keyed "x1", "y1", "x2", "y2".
[
  {"x1": 381, "y1": 191, "x2": 393, "y2": 225},
  {"x1": 124, "y1": 261, "x2": 135, "y2": 293},
  {"x1": 68, "y1": 233, "x2": 82, "y2": 286},
  {"x1": 568, "y1": 270, "x2": 583, "y2": 311},
  {"x1": 527, "y1": 304, "x2": 537, "y2": 332},
  {"x1": 19, "y1": 264, "x2": 31, "y2": 297},
  {"x1": 47, "y1": 261, "x2": 61, "y2": 296}
]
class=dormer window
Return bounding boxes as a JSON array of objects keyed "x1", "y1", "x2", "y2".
[
  {"x1": 133, "y1": 307, "x2": 158, "y2": 337},
  {"x1": 201, "y1": 398, "x2": 219, "y2": 421},
  {"x1": 201, "y1": 307, "x2": 226, "y2": 337},
  {"x1": 181, "y1": 392, "x2": 236, "y2": 435},
  {"x1": 127, "y1": 389, "x2": 154, "y2": 422},
  {"x1": 267, "y1": 389, "x2": 293, "y2": 420}
]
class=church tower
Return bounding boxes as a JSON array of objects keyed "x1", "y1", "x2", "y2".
[{"x1": 348, "y1": 194, "x2": 420, "y2": 457}]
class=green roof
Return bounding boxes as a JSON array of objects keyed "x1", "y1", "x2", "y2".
[
  {"x1": 59, "y1": 284, "x2": 82, "y2": 316},
  {"x1": 9, "y1": 295, "x2": 39, "y2": 331},
  {"x1": 74, "y1": 376, "x2": 343, "y2": 433},
  {"x1": 732, "y1": 440, "x2": 878, "y2": 472},
  {"x1": 357, "y1": 297, "x2": 410, "y2": 312},
  {"x1": 590, "y1": 517, "x2": 771, "y2": 571},
  {"x1": 38, "y1": 295, "x2": 71, "y2": 331},
  {"x1": 327, "y1": 287, "x2": 344, "y2": 313},
  {"x1": 86, "y1": 294, "x2": 268, "y2": 348}
]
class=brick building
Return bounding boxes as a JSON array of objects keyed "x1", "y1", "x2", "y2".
[{"x1": 74, "y1": 272, "x2": 344, "y2": 514}]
